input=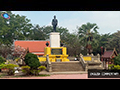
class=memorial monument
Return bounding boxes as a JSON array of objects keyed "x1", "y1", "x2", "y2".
[
  {"x1": 52, "y1": 15, "x2": 58, "y2": 32},
  {"x1": 39, "y1": 15, "x2": 69, "y2": 62},
  {"x1": 50, "y1": 15, "x2": 60, "y2": 47}
]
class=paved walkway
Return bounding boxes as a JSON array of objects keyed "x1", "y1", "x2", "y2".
[
  {"x1": 1, "y1": 74, "x2": 120, "y2": 79},
  {"x1": 0, "y1": 74, "x2": 88, "y2": 79},
  {"x1": 1, "y1": 71, "x2": 120, "y2": 79}
]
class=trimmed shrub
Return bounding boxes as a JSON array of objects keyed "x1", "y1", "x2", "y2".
[
  {"x1": 21, "y1": 66, "x2": 30, "y2": 75},
  {"x1": 24, "y1": 53, "x2": 41, "y2": 69},
  {"x1": 0, "y1": 63, "x2": 5, "y2": 69},
  {"x1": 29, "y1": 66, "x2": 46, "y2": 76},
  {"x1": 1, "y1": 64, "x2": 19, "y2": 75},
  {"x1": 38, "y1": 66, "x2": 46, "y2": 71},
  {"x1": 108, "y1": 64, "x2": 114, "y2": 69},
  {"x1": 30, "y1": 69, "x2": 41, "y2": 76},
  {"x1": 0, "y1": 63, "x2": 5, "y2": 72},
  {"x1": 113, "y1": 65, "x2": 120, "y2": 70},
  {"x1": 108, "y1": 64, "x2": 120, "y2": 70}
]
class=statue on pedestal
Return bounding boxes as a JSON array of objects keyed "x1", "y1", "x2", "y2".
[{"x1": 52, "y1": 15, "x2": 58, "y2": 32}]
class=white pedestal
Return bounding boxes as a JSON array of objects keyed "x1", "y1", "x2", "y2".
[{"x1": 50, "y1": 32, "x2": 60, "y2": 47}]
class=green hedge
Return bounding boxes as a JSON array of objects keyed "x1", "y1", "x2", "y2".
[
  {"x1": 108, "y1": 64, "x2": 120, "y2": 70},
  {"x1": 21, "y1": 65, "x2": 46, "y2": 76},
  {"x1": 1, "y1": 64, "x2": 19, "y2": 75},
  {"x1": 21, "y1": 66, "x2": 30, "y2": 75}
]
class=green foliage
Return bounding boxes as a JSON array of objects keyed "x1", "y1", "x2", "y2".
[
  {"x1": 0, "y1": 45, "x2": 12, "y2": 58},
  {"x1": 30, "y1": 69, "x2": 41, "y2": 76},
  {"x1": 0, "y1": 11, "x2": 33, "y2": 46},
  {"x1": 0, "y1": 56, "x2": 6, "y2": 64},
  {"x1": 38, "y1": 66, "x2": 46, "y2": 71},
  {"x1": 21, "y1": 66, "x2": 30, "y2": 75},
  {"x1": 106, "y1": 31, "x2": 120, "y2": 53},
  {"x1": 30, "y1": 66, "x2": 46, "y2": 76},
  {"x1": 108, "y1": 64, "x2": 114, "y2": 69},
  {"x1": 1, "y1": 11, "x2": 120, "y2": 57},
  {"x1": 21, "y1": 65, "x2": 46, "y2": 76},
  {"x1": 1, "y1": 64, "x2": 19, "y2": 75},
  {"x1": 77, "y1": 22, "x2": 100, "y2": 55},
  {"x1": 113, "y1": 65, "x2": 120, "y2": 70},
  {"x1": 24, "y1": 53, "x2": 41, "y2": 69},
  {"x1": 114, "y1": 54, "x2": 120, "y2": 65},
  {"x1": 108, "y1": 64, "x2": 120, "y2": 70},
  {"x1": 0, "y1": 63, "x2": 5, "y2": 69},
  {"x1": 21, "y1": 65, "x2": 30, "y2": 69}
]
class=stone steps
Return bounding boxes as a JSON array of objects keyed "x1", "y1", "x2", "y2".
[
  {"x1": 88, "y1": 66, "x2": 104, "y2": 69},
  {"x1": 51, "y1": 61, "x2": 84, "y2": 72},
  {"x1": 87, "y1": 61, "x2": 104, "y2": 70}
]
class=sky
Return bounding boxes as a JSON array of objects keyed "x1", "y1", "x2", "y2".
[{"x1": 11, "y1": 11, "x2": 120, "y2": 35}]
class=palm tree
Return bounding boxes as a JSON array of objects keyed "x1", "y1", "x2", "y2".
[{"x1": 78, "y1": 22, "x2": 99, "y2": 54}]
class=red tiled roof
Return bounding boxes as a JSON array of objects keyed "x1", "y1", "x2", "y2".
[
  {"x1": 102, "y1": 51, "x2": 113, "y2": 58},
  {"x1": 14, "y1": 41, "x2": 50, "y2": 55}
]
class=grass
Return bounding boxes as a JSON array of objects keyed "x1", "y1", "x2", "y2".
[{"x1": 37, "y1": 74, "x2": 50, "y2": 77}]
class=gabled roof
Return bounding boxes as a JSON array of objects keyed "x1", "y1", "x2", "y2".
[
  {"x1": 102, "y1": 51, "x2": 113, "y2": 58},
  {"x1": 14, "y1": 40, "x2": 50, "y2": 55},
  {"x1": 102, "y1": 48, "x2": 118, "y2": 59}
]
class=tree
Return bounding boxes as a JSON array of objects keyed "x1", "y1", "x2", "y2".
[
  {"x1": 114, "y1": 54, "x2": 120, "y2": 65},
  {"x1": 0, "y1": 56, "x2": 6, "y2": 64},
  {"x1": 29, "y1": 24, "x2": 46, "y2": 40},
  {"x1": 77, "y1": 22, "x2": 99, "y2": 55},
  {"x1": 62, "y1": 33, "x2": 82, "y2": 56},
  {"x1": 0, "y1": 45, "x2": 12, "y2": 58},
  {"x1": 106, "y1": 31, "x2": 120, "y2": 53},
  {"x1": 0, "y1": 11, "x2": 33, "y2": 46},
  {"x1": 12, "y1": 45, "x2": 26, "y2": 58},
  {"x1": 99, "y1": 33, "x2": 111, "y2": 47},
  {"x1": 97, "y1": 33, "x2": 112, "y2": 55}
]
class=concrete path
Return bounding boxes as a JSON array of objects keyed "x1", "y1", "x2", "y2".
[
  {"x1": 1, "y1": 71, "x2": 120, "y2": 79},
  {"x1": 0, "y1": 74, "x2": 88, "y2": 79},
  {"x1": 1, "y1": 74, "x2": 120, "y2": 79}
]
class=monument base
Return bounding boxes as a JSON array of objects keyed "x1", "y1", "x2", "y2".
[
  {"x1": 39, "y1": 47, "x2": 69, "y2": 62},
  {"x1": 50, "y1": 32, "x2": 60, "y2": 47}
]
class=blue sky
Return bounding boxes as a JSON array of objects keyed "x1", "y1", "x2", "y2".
[{"x1": 12, "y1": 11, "x2": 120, "y2": 34}]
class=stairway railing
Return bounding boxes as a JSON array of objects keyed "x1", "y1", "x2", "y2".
[
  {"x1": 80, "y1": 53, "x2": 88, "y2": 71},
  {"x1": 46, "y1": 55, "x2": 52, "y2": 72}
]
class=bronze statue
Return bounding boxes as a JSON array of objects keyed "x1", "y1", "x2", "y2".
[{"x1": 52, "y1": 15, "x2": 58, "y2": 32}]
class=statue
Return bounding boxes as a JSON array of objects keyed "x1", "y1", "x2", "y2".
[{"x1": 52, "y1": 15, "x2": 58, "y2": 32}]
